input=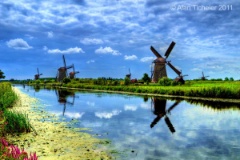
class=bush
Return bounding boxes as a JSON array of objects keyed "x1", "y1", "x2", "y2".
[
  {"x1": 124, "y1": 77, "x2": 131, "y2": 85},
  {"x1": 158, "y1": 77, "x2": 172, "y2": 86},
  {"x1": 63, "y1": 77, "x2": 71, "y2": 84}
]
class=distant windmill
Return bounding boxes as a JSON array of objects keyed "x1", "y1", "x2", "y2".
[
  {"x1": 125, "y1": 68, "x2": 131, "y2": 79},
  {"x1": 174, "y1": 70, "x2": 188, "y2": 84},
  {"x1": 69, "y1": 64, "x2": 80, "y2": 79},
  {"x1": 201, "y1": 71, "x2": 209, "y2": 80},
  {"x1": 56, "y1": 55, "x2": 74, "y2": 82},
  {"x1": 34, "y1": 68, "x2": 42, "y2": 80}
]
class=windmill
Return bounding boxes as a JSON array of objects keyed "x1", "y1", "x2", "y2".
[
  {"x1": 125, "y1": 68, "x2": 131, "y2": 79},
  {"x1": 150, "y1": 97, "x2": 181, "y2": 133},
  {"x1": 150, "y1": 41, "x2": 187, "y2": 83},
  {"x1": 34, "y1": 68, "x2": 42, "y2": 80},
  {"x1": 201, "y1": 71, "x2": 209, "y2": 80},
  {"x1": 56, "y1": 55, "x2": 74, "y2": 82},
  {"x1": 69, "y1": 64, "x2": 80, "y2": 79},
  {"x1": 174, "y1": 70, "x2": 188, "y2": 84}
]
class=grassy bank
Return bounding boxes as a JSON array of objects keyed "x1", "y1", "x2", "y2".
[
  {"x1": 0, "y1": 82, "x2": 36, "y2": 159},
  {"x1": 28, "y1": 79, "x2": 240, "y2": 99}
]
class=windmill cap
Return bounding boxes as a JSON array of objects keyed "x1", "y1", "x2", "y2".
[{"x1": 153, "y1": 58, "x2": 166, "y2": 63}]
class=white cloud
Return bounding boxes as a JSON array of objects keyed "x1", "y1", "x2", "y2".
[
  {"x1": 47, "y1": 31, "x2": 54, "y2": 38},
  {"x1": 124, "y1": 55, "x2": 138, "y2": 60},
  {"x1": 124, "y1": 105, "x2": 137, "y2": 111},
  {"x1": 47, "y1": 47, "x2": 84, "y2": 54},
  {"x1": 6, "y1": 38, "x2": 32, "y2": 50},
  {"x1": 80, "y1": 38, "x2": 103, "y2": 45},
  {"x1": 43, "y1": 46, "x2": 48, "y2": 51},
  {"x1": 140, "y1": 56, "x2": 155, "y2": 62},
  {"x1": 95, "y1": 47, "x2": 121, "y2": 55},
  {"x1": 51, "y1": 111, "x2": 85, "y2": 119},
  {"x1": 95, "y1": 110, "x2": 121, "y2": 119},
  {"x1": 86, "y1": 60, "x2": 95, "y2": 64},
  {"x1": 86, "y1": 101, "x2": 95, "y2": 107},
  {"x1": 191, "y1": 68, "x2": 201, "y2": 72}
]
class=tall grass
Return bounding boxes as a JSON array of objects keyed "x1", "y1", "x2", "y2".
[
  {"x1": 3, "y1": 110, "x2": 31, "y2": 133},
  {"x1": 0, "y1": 82, "x2": 31, "y2": 134},
  {"x1": 0, "y1": 82, "x2": 18, "y2": 110}
]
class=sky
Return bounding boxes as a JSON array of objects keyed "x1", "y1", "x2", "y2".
[{"x1": 0, "y1": 0, "x2": 239, "y2": 80}]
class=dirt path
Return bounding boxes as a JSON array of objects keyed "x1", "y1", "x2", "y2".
[{"x1": 6, "y1": 87, "x2": 113, "y2": 160}]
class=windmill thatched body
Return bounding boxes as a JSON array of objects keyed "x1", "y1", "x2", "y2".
[
  {"x1": 69, "y1": 64, "x2": 79, "y2": 79},
  {"x1": 152, "y1": 58, "x2": 167, "y2": 82}
]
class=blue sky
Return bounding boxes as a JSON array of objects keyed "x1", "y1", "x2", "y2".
[{"x1": 0, "y1": 0, "x2": 239, "y2": 80}]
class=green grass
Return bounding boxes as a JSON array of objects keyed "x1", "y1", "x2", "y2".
[
  {"x1": 28, "y1": 79, "x2": 240, "y2": 99},
  {"x1": 0, "y1": 82, "x2": 31, "y2": 135}
]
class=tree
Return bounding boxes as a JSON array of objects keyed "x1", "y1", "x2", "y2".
[
  {"x1": 0, "y1": 70, "x2": 5, "y2": 79},
  {"x1": 224, "y1": 77, "x2": 229, "y2": 81},
  {"x1": 142, "y1": 73, "x2": 151, "y2": 84},
  {"x1": 124, "y1": 77, "x2": 130, "y2": 85}
]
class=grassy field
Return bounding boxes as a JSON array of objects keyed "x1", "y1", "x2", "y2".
[{"x1": 27, "y1": 78, "x2": 240, "y2": 99}]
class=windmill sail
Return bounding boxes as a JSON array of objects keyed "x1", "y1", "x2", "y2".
[
  {"x1": 164, "y1": 41, "x2": 175, "y2": 59},
  {"x1": 150, "y1": 46, "x2": 162, "y2": 58},
  {"x1": 167, "y1": 62, "x2": 181, "y2": 76}
]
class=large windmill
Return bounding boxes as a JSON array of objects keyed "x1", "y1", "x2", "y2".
[
  {"x1": 56, "y1": 55, "x2": 74, "y2": 82},
  {"x1": 150, "y1": 41, "x2": 187, "y2": 83},
  {"x1": 34, "y1": 68, "x2": 42, "y2": 80},
  {"x1": 69, "y1": 64, "x2": 79, "y2": 79}
]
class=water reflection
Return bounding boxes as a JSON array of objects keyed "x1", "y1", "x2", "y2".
[
  {"x1": 150, "y1": 97, "x2": 181, "y2": 133},
  {"x1": 55, "y1": 89, "x2": 75, "y2": 116},
  {"x1": 186, "y1": 99, "x2": 240, "y2": 110},
  {"x1": 18, "y1": 85, "x2": 240, "y2": 160}
]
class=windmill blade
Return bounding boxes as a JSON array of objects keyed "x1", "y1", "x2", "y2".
[
  {"x1": 164, "y1": 41, "x2": 176, "y2": 59},
  {"x1": 37, "y1": 68, "x2": 39, "y2": 75},
  {"x1": 63, "y1": 55, "x2": 67, "y2": 68},
  {"x1": 167, "y1": 101, "x2": 180, "y2": 113},
  {"x1": 73, "y1": 64, "x2": 75, "y2": 73},
  {"x1": 167, "y1": 62, "x2": 181, "y2": 76},
  {"x1": 150, "y1": 46, "x2": 162, "y2": 58},
  {"x1": 150, "y1": 116, "x2": 162, "y2": 128},
  {"x1": 202, "y1": 72, "x2": 204, "y2": 77},
  {"x1": 164, "y1": 116, "x2": 175, "y2": 133}
]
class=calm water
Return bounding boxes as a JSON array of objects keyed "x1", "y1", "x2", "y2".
[{"x1": 17, "y1": 85, "x2": 240, "y2": 160}]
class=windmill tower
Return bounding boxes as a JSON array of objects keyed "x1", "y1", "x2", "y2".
[
  {"x1": 125, "y1": 68, "x2": 131, "y2": 79},
  {"x1": 201, "y1": 71, "x2": 209, "y2": 80},
  {"x1": 34, "y1": 68, "x2": 42, "y2": 80},
  {"x1": 69, "y1": 64, "x2": 80, "y2": 79},
  {"x1": 150, "y1": 41, "x2": 187, "y2": 83},
  {"x1": 56, "y1": 55, "x2": 74, "y2": 82}
]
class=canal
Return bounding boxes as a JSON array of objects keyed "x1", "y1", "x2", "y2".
[{"x1": 17, "y1": 85, "x2": 240, "y2": 160}]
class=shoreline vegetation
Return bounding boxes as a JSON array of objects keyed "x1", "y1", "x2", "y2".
[
  {"x1": 0, "y1": 82, "x2": 113, "y2": 160},
  {"x1": 22, "y1": 77, "x2": 240, "y2": 103}
]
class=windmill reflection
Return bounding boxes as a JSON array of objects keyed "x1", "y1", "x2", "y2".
[
  {"x1": 55, "y1": 89, "x2": 75, "y2": 116},
  {"x1": 150, "y1": 97, "x2": 181, "y2": 133}
]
